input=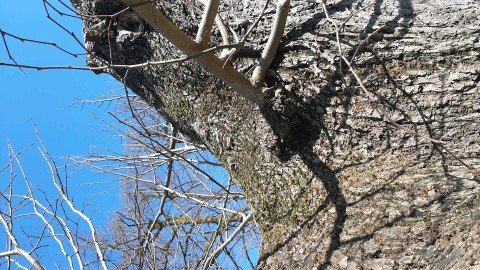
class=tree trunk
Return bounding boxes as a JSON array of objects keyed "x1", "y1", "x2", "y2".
[{"x1": 74, "y1": 0, "x2": 480, "y2": 268}]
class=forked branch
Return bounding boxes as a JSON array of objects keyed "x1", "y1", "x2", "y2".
[{"x1": 119, "y1": 0, "x2": 263, "y2": 104}]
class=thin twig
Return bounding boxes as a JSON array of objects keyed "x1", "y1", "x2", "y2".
[
  {"x1": 0, "y1": 43, "x2": 241, "y2": 71},
  {"x1": 0, "y1": 213, "x2": 46, "y2": 270},
  {"x1": 42, "y1": 0, "x2": 86, "y2": 50},
  {"x1": 0, "y1": 29, "x2": 83, "y2": 57},
  {"x1": 0, "y1": 29, "x2": 25, "y2": 74},
  {"x1": 221, "y1": 0, "x2": 271, "y2": 64}
]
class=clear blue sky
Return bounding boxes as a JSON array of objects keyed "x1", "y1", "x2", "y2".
[
  {"x1": 0, "y1": 2, "x2": 122, "y2": 225},
  {"x1": 0, "y1": 1, "x2": 127, "y2": 267}
]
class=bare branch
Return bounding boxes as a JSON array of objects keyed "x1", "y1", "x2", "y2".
[
  {"x1": 142, "y1": 125, "x2": 177, "y2": 249},
  {"x1": 34, "y1": 128, "x2": 108, "y2": 270},
  {"x1": 215, "y1": 14, "x2": 235, "y2": 58},
  {"x1": 251, "y1": 0, "x2": 291, "y2": 86},
  {"x1": 0, "y1": 29, "x2": 83, "y2": 57},
  {"x1": 149, "y1": 211, "x2": 245, "y2": 229},
  {"x1": 0, "y1": 43, "x2": 238, "y2": 70},
  {"x1": 196, "y1": 0, "x2": 221, "y2": 47},
  {"x1": 202, "y1": 212, "x2": 253, "y2": 270},
  {"x1": 41, "y1": 0, "x2": 86, "y2": 50},
  {"x1": 0, "y1": 29, "x2": 25, "y2": 74},
  {"x1": 119, "y1": 0, "x2": 263, "y2": 104},
  {"x1": 0, "y1": 215, "x2": 46, "y2": 270},
  {"x1": 0, "y1": 250, "x2": 19, "y2": 258},
  {"x1": 0, "y1": 143, "x2": 33, "y2": 173}
]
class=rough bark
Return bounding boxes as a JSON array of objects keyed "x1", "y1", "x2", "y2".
[{"x1": 73, "y1": 0, "x2": 480, "y2": 269}]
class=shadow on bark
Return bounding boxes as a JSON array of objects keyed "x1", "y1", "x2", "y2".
[
  {"x1": 255, "y1": 0, "x2": 433, "y2": 268},
  {"x1": 339, "y1": 170, "x2": 475, "y2": 246},
  {"x1": 302, "y1": 153, "x2": 348, "y2": 269}
]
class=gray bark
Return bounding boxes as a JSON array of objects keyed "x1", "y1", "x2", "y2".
[{"x1": 73, "y1": 0, "x2": 480, "y2": 268}]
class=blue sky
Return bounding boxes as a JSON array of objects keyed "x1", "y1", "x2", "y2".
[
  {"x1": 0, "y1": 1, "x2": 123, "y2": 225},
  {"x1": 0, "y1": 1, "x2": 127, "y2": 267}
]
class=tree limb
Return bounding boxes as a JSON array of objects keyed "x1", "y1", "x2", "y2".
[
  {"x1": 251, "y1": 0, "x2": 290, "y2": 86},
  {"x1": 196, "y1": 0, "x2": 220, "y2": 47},
  {"x1": 119, "y1": 0, "x2": 264, "y2": 104}
]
